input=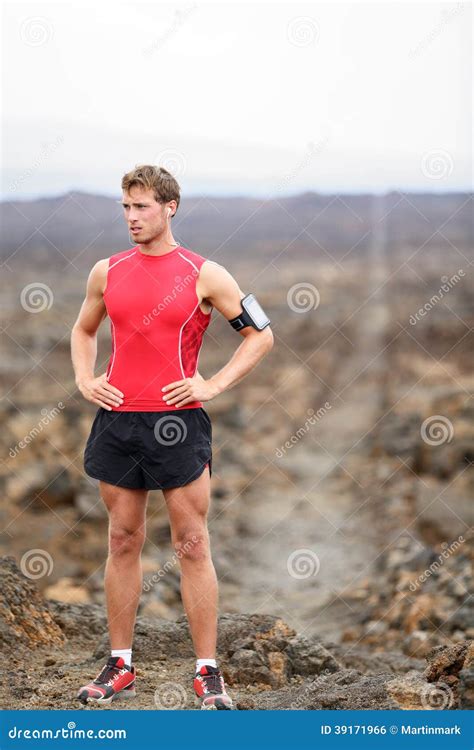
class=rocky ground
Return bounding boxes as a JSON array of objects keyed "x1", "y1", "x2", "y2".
[
  {"x1": 1, "y1": 556, "x2": 472, "y2": 711},
  {"x1": 1, "y1": 249, "x2": 473, "y2": 710}
]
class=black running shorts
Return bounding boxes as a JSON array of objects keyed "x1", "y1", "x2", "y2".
[{"x1": 84, "y1": 407, "x2": 212, "y2": 490}]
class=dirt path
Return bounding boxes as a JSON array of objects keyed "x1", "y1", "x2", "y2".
[{"x1": 226, "y1": 197, "x2": 391, "y2": 639}]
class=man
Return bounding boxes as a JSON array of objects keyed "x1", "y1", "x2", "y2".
[{"x1": 70, "y1": 165, "x2": 273, "y2": 709}]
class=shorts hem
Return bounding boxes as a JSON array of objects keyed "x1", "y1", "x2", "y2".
[
  {"x1": 84, "y1": 457, "x2": 212, "y2": 491},
  {"x1": 84, "y1": 468, "x2": 146, "y2": 490},
  {"x1": 143, "y1": 457, "x2": 212, "y2": 490}
]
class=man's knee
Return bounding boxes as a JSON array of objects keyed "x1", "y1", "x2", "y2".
[
  {"x1": 109, "y1": 525, "x2": 144, "y2": 557},
  {"x1": 173, "y1": 530, "x2": 210, "y2": 563}
]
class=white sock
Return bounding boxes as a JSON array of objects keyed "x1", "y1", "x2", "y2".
[
  {"x1": 111, "y1": 648, "x2": 132, "y2": 669},
  {"x1": 196, "y1": 658, "x2": 217, "y2": 673}
]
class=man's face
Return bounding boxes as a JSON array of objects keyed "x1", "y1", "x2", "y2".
[{"x1": 121, "y1": 186, "x2": 174, "y2": 244}]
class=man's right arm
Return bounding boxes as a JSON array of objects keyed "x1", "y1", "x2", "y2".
[{"x1": 71, "y1": 259, "x2": 124, "y2": 410}]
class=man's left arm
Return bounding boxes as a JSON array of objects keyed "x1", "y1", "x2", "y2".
[{"x1": 162, "y1": 261, "x2": 274, "y2": 407}]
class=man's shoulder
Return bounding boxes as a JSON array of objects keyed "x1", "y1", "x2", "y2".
[
  {"x1": 179, "y1": 246, "x2": 228, "y2": 269},
  {"x1": 89, "y1": 248, "x2": 136, "y2": 286},
  {"x1": 108, "y1": 246, "x2": 137, "y2": 266},
  {"x1": 178, "y1": 245, "x2": 211, "y2": 269}
]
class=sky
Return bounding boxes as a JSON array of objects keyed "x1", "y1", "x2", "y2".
[{"x1": 1, "y1": 0, "x2": 472, "y2": 200}]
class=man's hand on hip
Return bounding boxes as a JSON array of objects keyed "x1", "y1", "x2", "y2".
[
  {"x1": 77, "y1": 373, "x2": 124, "y2": 410},
  {"x1": 162, "y1": 372, "x2": 219, "y2": 407}
]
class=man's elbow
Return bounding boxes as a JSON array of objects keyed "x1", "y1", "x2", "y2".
[
  {"x1": 262, "y1": 326, "x2": 274, "y2": 352},
  {"x1": 240, "y1": 324, "x2": 274, "y2": 351},
  {"x1": 71, "y1": 320, "x2": 98, "y2": 340}
]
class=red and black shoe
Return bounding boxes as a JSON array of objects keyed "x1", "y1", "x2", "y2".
[
  {"x1": 77, "y1": 656, "x2": 136, "y2": 705},
  {"x1": 193, "y1": 664, "x2": 233, "y2": 710}
]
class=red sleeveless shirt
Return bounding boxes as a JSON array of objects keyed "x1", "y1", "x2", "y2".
[{"x1": 103, "y1": 244, "x2": 212, "y2": 411}]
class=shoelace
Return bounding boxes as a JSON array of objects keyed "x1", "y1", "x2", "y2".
[
  {"x1": 106, "y1": 669, "x2": 126, "y2": 687},
  {"x1": 201, "y1": 671, "x2": 223, "y2": 694},
  {"x1": 95, "y1": 662, "x2": 119, "y2": 685}
]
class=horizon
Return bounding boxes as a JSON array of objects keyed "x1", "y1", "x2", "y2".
[{"x1": 1, "y1": 186, "x2": 472, "y2": 206}]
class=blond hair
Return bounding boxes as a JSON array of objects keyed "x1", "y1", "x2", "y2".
[{"x1": 121, "y1": 165, "x2": 180, "y2": 214}]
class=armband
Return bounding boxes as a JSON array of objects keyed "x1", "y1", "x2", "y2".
[{"x1": 228, "y1": 293, "x2": 271, "y2": 332}]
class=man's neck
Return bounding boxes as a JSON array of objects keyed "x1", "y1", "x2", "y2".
[{"x1": 137, "y1": 236, "x2": 179, "y2": 257}]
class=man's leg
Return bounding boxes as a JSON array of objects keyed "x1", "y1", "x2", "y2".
[
  {"x1": 100, "y1": 481, "x2": 149, "y2": 649},
  {"x1": 162, "y1": 466, "x2": 217, "y2": 658}
]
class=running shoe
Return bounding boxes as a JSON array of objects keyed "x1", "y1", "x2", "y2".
[
  {"x1": 77, "y1": 656, "x2": 136, "y2": 705},
  {"x1": 193, "y1": 664, "x2": 233, "y2": 710}
]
